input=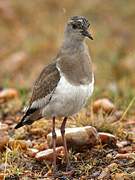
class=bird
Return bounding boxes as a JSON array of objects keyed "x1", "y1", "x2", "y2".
[{"x1": 15, "y1": 16, "x2": 94, "y2": 173}]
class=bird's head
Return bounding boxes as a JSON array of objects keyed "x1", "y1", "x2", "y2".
[{"x1": 65, "y1": 16, "x2": 93, "y2": 41}]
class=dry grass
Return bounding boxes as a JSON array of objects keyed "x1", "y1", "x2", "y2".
[{"x1": 0, "y1": 0, "x2": 135, "y2": 179}]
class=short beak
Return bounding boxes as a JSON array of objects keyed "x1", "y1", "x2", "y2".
[{"x1": 82, "y1": 29, "x2": 93, "y2": 40}]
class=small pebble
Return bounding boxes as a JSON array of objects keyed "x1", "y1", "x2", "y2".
[
  {"x1": 27, "y1": 148, "x2": 39, "y2": 158},
  {"x1": 111, "y1": 172, "x2": 130, "y2": 180},
  {"x1": 0, "y1": 88, "x2": 18, "y2": 101},
  {"x1": 115, "y1": 153, "x2": 135, "y2": 160},
  {"x1": 35, "y1": 146, "x2": 64, "y2": 161},
  {"x1": 118, "y1": 146, "x2": 133, "y2": 154},
  {"x1": 47, "y1": 126, "x2": 99, "y2": 150},
  {"x1": 0, "y1": 130, "x2": 9, "y2": 151},
  {"x1": 0, "y1": 123, "x2": 9, "y2": 131},
  {"x1": 116, "y1": 141, "x2": 130, "y2": 148},
  {"x1": 93, "y1": 98, "x2": 115, "y2": 113},
  {"x1": 98, "y1": 132, "x2": 117, "y2": 146}
]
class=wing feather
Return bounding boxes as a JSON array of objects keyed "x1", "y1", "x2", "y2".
[
  {"x1": 15, "y1": 61, "x2": 60, "y2": 129},
  {"x1": 29, "y1": 61, "x2": 60, "y2": 107}
]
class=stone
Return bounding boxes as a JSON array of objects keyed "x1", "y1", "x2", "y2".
[
  {"x1": 35, "y1": 146, "x2": 64, "y2": 161},
  {"x1": 0, "y1": 173, "x2": 4, "y2": 180},
  {"x1": 118, "y1": 146, "x2": 133, "y2": 154},
  {"x1": 115, "y1": 153, "x2": 135, "y2": 160},
  {"x1": 4, "y1": 119, "x2": 13, "y2": 125},
  {"x1": 0, "y1": 88, "x2": 18, "y2": 102},
  {"x1": 0, "y1": 123, "x2": 9, "y2": 131},
  {"x1": 93, "y1": 98, "x2": 115, "y2": 113},
  {"x1": 27, "y1": 148, "x2": 39, "y2": 158},
  {"x1": 47, "y1": 126, "x2": 99, "y2": 150},
  {"x1": 98, "y1": 132, "x2": 117, "y2": 146},
  {"x1": 111, "y1": 172, "x2": 131, "y2": 180},
  {"x1": 116, "y1": 141, "x2": 130, "y2": 148},
  {"x1": 0, "y1": 130, "x2": 9, "y2": 151}
]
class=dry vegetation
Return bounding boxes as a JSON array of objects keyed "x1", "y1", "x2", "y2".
[{"x1": 0, "y1": 0, "x2": 135, "y2": 179}]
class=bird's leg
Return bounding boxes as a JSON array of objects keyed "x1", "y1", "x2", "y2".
[
  {"x1": 52, "y1": 116, "x2": 57, "y2": 173},
  {"x1": 60, "y1": 117, "x2": 70, "y2": 171}
]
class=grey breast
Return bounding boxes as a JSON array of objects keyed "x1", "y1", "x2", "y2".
[{"x1": 57, "y1": 50, "x2": 93, "y2": 86}]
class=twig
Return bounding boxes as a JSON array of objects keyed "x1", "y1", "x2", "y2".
[
  {"x1": 119, "y1": 96, "x2": 135, "y2": 121},
  {"x1": 3, "y1": 147, "x2": 8, "y2": 180}
]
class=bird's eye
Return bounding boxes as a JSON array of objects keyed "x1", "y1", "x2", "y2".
[{"x1": 72, "y1": 24, "x2": 78, "y2": 29}]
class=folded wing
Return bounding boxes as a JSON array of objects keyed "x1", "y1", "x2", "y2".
[{"x1": 15, "y1": 62, "x2": 60, "y2": 129}]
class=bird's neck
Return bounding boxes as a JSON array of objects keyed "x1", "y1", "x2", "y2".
[{"x1": 60, "y1": 36, "x2": 85, "y2": 54}]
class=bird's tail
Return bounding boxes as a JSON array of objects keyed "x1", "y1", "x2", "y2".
[
  {"x1": 15, "y1": 115, "x2": 33, "y2": 129},
  {"x1": 15, "y1": 109, "x2": 42, "y2": 129}
]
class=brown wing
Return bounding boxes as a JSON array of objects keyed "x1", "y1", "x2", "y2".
[
  {"x1": 29, "y1": 61, "x2": 60, "y2": 106},
  {"x1": 15, "y1": 61, "x2": 60, "y2": 129}
]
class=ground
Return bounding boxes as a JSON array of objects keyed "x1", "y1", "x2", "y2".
[{"x1": 0, "y1": 0, "x2": 135, "y2": 179}]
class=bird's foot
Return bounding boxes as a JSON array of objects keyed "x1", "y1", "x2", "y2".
[
  {"x1": 66, "y1": 163, "x2": 72, "y2": 172},
  {"x1": 63, "y1": 165, "x2": 75, "y2": 177}
]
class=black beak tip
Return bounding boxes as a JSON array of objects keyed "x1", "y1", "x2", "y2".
[
  {"x1": 90, "y1": 36, "x2": 93, "y2": 40},
  {"x1": 15, "y1": 122, "x2": 23, "y2": 129}
]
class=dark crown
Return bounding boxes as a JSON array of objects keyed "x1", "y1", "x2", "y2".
[{"x1": 70, "y1": 16, "x2": 90, "y2": 29}]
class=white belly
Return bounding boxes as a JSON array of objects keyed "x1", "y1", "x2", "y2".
[{"x1": 42, "y1": 74, "x2": 94, "y2": 118}]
